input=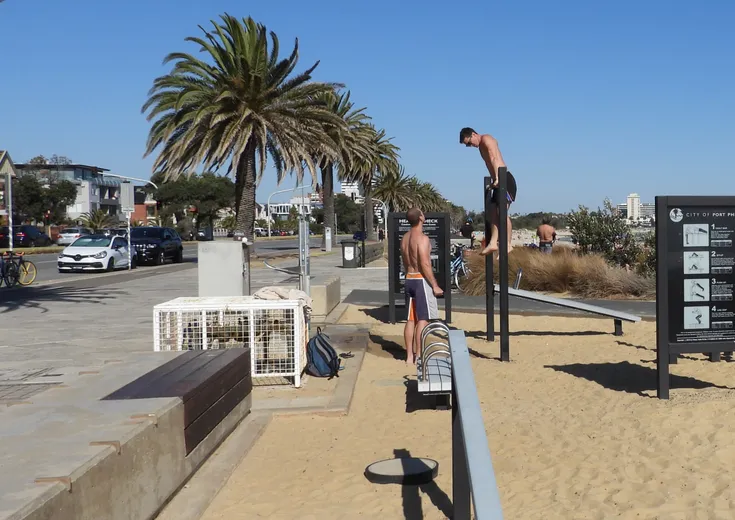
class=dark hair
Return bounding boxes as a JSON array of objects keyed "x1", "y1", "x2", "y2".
[
  {"x1": 541, "y1": 217, "x2": 551, "y2": 225},
  {"x1": 459, "y1": 127, "x2": 476, "y2": 143},
  {"x1": 407, "y1": 207, "x2": 422, "y2": 226}
]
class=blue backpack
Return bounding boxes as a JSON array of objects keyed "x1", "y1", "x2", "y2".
[{"x1": 306, "y1": 327, "x2": 341, "y2": 378}]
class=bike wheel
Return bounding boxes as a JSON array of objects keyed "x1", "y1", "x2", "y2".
[
  {"x1": 455, "y1": 265, "x2": 472, "y2": 293},
  {"x1": 3, "y1": 262, "x2": 20, "y2": 288},
  {"x1": 18, "y1": 260, "x2": 37, "y2": 286}
]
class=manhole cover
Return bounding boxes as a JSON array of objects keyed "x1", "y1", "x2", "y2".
[
  {"x1": 365, "y1": 457, "x2": 439, "y2": 485},
  {"x1": 0, "y1": 368, "x2": 52, "y2": 382},
  {"x1": 0, "y1": 383, "x2": 58, "y2": 403}
]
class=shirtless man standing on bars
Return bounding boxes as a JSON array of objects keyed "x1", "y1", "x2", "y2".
[
  {"x1": 459, "y1": 127, "x2": 517, "y2": 257},
  {"x1": 400, "y1": 207, "x2": 443, "y2": 365}
]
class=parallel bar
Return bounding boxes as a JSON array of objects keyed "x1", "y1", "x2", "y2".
[
  {"x1": 497, "y1": 167, "x2": 510, "y2": 362},
  {"x1": 484, "y1": 177, "x2": 495, "y2": 342},
  {"x1": 449, "y1": 329, "x2": 504, "y2": 518},
  {"x1": 452, "y1": 384, "x2": 471, "y2": 518},
  {"x1": 493, "y1": 285, "x2": 641, "y2": 323},
  {"x1": 655, "y1": 196, "x2": 670, "y2": 399}
]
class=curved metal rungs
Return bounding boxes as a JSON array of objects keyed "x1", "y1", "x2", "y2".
[
  {"x1": 422, "y1": 340, "x2": 450, "y2": 357},
  {"x1": 422, "y1": 342, "x2": 450, "y2": 364},
  {"x1": 421, "y1": 349, "x2": 452, "y2": 381},
  {"x1": 421, "y1": 322, "x2": 450, "y2": 346}
]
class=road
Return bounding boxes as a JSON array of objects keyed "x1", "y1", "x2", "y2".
[{"x1": 19, "y1": 236, "x2": 349, "y2": 285}]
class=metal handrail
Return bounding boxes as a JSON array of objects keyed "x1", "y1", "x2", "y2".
[
  {"x1": 262, "y1": 259, "x2": 303, "y2": 277},
  {"x1": 448, "y1": 329, "x2": 504, "y2": 519}
]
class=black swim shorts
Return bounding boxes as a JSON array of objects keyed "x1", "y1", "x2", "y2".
[{"x1": 488, "y1": 170, "x2": 517, "y2": 205}]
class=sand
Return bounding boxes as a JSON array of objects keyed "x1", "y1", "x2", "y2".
[{"x1": 202, "y1": 306, "x2": 735, "y2": 520}]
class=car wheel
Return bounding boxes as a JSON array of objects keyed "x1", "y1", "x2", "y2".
[
  {"x1": 155, "y1": 251, "x2": 165, "y2": 266},
  {"x1": 174, "y1": 248, "x2": 183, "y2": 263},
  {"x1": 106, "y1": 258, "x2": 115, "y2": 272}
]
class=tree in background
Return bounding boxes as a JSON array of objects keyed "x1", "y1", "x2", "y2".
[
  {"x1": 142, "y1": 14, "x2": 345, "y2": 241},
  {"x1": 79, "y1": 210, "x2": 116, "y2": 231},
  {"x1": 346, "y1": 125, "x2": 400, "y2": 241},
  {"x1": 567, "y1": 199, "x2": 640, "y2": 268},
  {"x1": 511, "y1": 212, "x2": 569, "y2": 230},
  {"x1": 12, "y1": 154, "x2": 78, "y2": 224},
  {"x1": 333, "y1": 194, "x2": 362, "y2": 233}
]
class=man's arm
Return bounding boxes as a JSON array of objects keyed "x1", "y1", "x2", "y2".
[{"x1": 418, "y1": 236, "x2": 440, "y2": 289}]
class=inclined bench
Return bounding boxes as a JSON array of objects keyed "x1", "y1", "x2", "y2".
[{"x1": 416, "y1": 320, "x2": 452, "y2": 410}]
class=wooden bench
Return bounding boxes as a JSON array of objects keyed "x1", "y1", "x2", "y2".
[
  {"x1": 416, "y1": 321, "x2": 452, "y2": 410},
  {"x1": 103, "y1": 349, "x2": 252, "y2": 455}
]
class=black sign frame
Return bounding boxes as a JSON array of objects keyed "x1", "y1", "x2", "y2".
[
  {"x1": 388, "y1": 212, "x2": 452, "y2": 324},
  {"x1": 656, "y1": 195, "x2": 735, "y2": 399}
]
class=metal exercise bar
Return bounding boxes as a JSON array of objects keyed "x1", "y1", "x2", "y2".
[
  {"x1": 449, "y1": 329, "x2": 504, "y2": 519},
  {"x1": 497, "y1": 167, "x2": 510, "y2": 362},
  {"x1": 483, "y1": 176, "x2": 495, "y2": 342}
]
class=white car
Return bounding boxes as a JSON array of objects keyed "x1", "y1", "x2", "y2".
[
  {"x1": 56, "y1": 227, "x2": 93, "y2": 246},
  {"x1": 58, "y1": 234, "x2": 137, "y2": 273}
]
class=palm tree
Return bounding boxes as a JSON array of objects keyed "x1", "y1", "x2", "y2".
[
  {"x1": 407, "y1": 177, "x2": 446, "y2": 212},
  {"x1": 314, "y1": 90, "x2": 373, "y2": 248},
  {"x1": 373, "y1": 166, "x2": 413, "y2": 212},
  {"x1": 346, "y1": 125, "x2": 400, "y2": 241},
  {"x1": 79, "y1": 210, "x2": 115, "y2": 231},
  {"x1": 142, "y1": 14, "x2": 345, "y2": 241}
]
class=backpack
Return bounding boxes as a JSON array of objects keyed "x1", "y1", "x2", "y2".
[{"x1": 305, "y1": 327, "x2": 341, "y2": 378}]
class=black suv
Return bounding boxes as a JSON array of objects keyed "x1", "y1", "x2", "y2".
[{"x1": 130, "y1": 227, "x2": 183, "y2": 265}]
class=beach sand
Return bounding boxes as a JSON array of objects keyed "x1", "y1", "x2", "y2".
[{"x1": 202, "y1": 306, "x2": 735, "y2": 519}]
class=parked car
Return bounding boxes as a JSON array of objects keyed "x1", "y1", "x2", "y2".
[
  {"x1": 101, "y1": 228, "x2": 128, "y2": 238},
  {"x1": 130, "y1": 226, "x2": 184, "y2": 265},
  {"x1": 0, "y1": 225, "x2": 53, "y2": 248},
  {"x1": 56, "y1": 227, "x2": 93, "y2": 246},
  {"x1": 58, "y1": 234, "x2": 137, "y2": 273}
]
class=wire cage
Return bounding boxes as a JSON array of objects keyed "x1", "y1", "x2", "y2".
[{"x1": 153, "y1": 296, "x2": 307, "y2": 387}]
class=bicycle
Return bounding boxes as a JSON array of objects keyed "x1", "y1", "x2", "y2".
[
  {"x1": 0, "y1": 253, "x2": 20, "y2": 288},
  {"x1": 450, "y1": 244, "x2": 472, "y2": 293},
  {"x1": 6, "y1": 251, "x2": 37, "y2": 286}
]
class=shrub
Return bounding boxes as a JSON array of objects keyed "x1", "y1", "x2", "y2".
[
  {"x1": 462, "y1": 246, "x2": 654, "y2": 299},
  {"x1": 567, "y1": 199, "x2": 640, "y2": 268},
  {"x1": 635, "y1": 231, "x2": 656, "y2": 276}
]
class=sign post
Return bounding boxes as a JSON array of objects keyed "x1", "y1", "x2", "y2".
[
  {"x1": 656, "y1": 196, "x2": 735, "y2": 399},
  {"x1": 120, "y1": 181, "x2": 135, "y2": 271},
  {"x1": 388, "y1": 212, "x2": 451, "y2": 324}
]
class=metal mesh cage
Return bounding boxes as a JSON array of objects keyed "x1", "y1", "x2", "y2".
[{"x1": 153, "y1": 297, "x2": 306, "y2": 387}]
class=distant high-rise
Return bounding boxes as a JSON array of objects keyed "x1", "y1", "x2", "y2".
[
  {"x1": 340, "y1": 180, "x2": 363, "y2": 203},
  {"x1": 627, "y1": 193, "x2": 641, "y2": 221}
]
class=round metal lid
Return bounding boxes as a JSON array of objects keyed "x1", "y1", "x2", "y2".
[{"x1": 364, "y1": 457, "x2": 439, "y2": 485}]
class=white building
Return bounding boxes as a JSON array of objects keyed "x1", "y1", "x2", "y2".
[
  {"x1": 268, "y1": 195, "x2": 313, "y2": 221},
  {"x1": 626, "y1": 193, "x2": 641, "y2": 221},
  {"x1": 640, "y1": 202, "x2": 655, "y2": 218},
  {"x1": 340, "y1": 180, "x2": 364, "y2": 203},
  {"x1": 15, "y1": 162, "x2": 124, "y2": 221}
]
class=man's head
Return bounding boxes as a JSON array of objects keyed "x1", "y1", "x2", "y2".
[
  {"x1": 459, "y1": 127, "x2": 479, "y2": 148},
  {"x1": 541, "y1": 217, "x2": 551, "y2": 225},
  {"x1": 406, "y1": 207, "x2": 424, "y2": 227}
]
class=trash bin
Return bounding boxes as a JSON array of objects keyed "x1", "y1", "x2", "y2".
[{"x1": 341, "y1": 240, "x2": 359, "y2": 268}]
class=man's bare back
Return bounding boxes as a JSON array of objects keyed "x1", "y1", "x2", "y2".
[
  {"x1": 537, "y1": 223, "x2": 556, "y2": 242},
  {"x1": 478, "y1": 135, "x2": 506, "y2": 184}
]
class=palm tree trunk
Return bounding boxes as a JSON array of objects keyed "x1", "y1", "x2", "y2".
[
  {"x1": 235, "y1": 141, "x2": 257, "y2": 242},
  {"x1": 320, "y1": 162, "x2": 336, "y2": 248},
  {"x1": 363, "y1": 185, "x2": 375, "y2": 241}
]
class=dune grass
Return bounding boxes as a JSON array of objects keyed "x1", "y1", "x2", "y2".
[{"x1": 463, "y1": 246, "x2": 655, "y2": 299}]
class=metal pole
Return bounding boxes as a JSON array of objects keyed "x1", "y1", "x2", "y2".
[
  {"x1": 127, "y1": 212, "x2": 132, "y2": 271},
  {"x1": 267, "y1": 181, "x2": 313, "y2": 238},
  {"x1": 452, "y1": 382, "x2": 471, "y2": 518},
  {"x1": 484, "y1": 177, "x2": 494, "y2": 342},
  {"x1": 497, "y1": 167, "x2": 510, "y2": 362},
  {"x1": 7, "y1": 170, "x2": 13, "y2": 252}
]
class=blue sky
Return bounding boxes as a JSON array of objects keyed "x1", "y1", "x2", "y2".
[{"x1": 1, "y1": 0, "x2": 733, "y2": 213}]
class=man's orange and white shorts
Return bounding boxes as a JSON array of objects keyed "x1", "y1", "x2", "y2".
[{"x1": 404, "y1": 272, "x2": 439, "y2": 322}]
